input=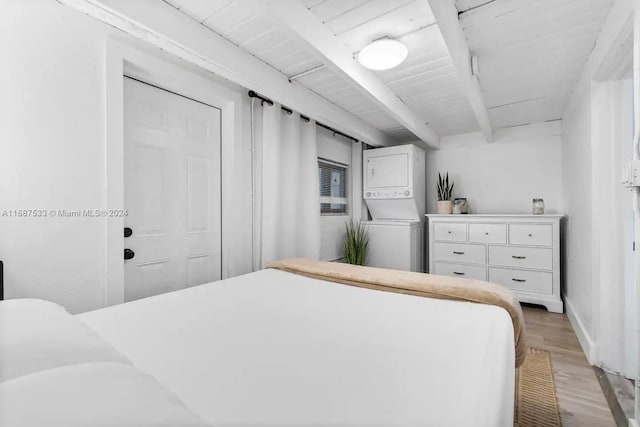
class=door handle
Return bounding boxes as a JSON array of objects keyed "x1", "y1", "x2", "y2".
[
  {"x1": 512, "y1": 278, "x2": 526, "y2": 283},
  {"x1": 124, "y1": 227, "x2": 133, "y2": 238},
  {"x1": 124, "y1": 248, "x2": 135, "y2": 260},
  {"x1": 453, "y1": 271, "x2": 465, "y2": 276},
  {"x1": 453, "y1": 251, "x2": 465, "y2": 255},
  {"x1": 512, "y1": 255, "x2": 526, "y2": 259}
]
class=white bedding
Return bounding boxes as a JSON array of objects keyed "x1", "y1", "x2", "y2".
[
  {"x1": 0, "y1": 299, "x2": 211, "y2": 427},
  {"x1": 0, "y1": 362, "x2": 210, "y2": 427},
  {"x1": 0, "y1": 299, "x2": 129, "y2": 382},
  {"x1": 80, "y1": 269, "x2": 515, "y2": 427}
]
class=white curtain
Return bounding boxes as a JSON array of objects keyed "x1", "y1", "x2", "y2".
[{"x1": 253, "y1": 102, "x2": 321, "y2": 268}]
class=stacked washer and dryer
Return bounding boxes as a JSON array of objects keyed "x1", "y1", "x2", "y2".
[{"x1": 363, "y1": 144, "x2": 425, "y2": 272}]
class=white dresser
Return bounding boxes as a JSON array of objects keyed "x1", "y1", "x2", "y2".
[{"x1": 426, "y1": 214, "x2": 564, "y2": 313}]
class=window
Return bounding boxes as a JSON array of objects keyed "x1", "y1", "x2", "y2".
[{"x1": 318, "y1": 158, "x2": 348, "y2": 215}]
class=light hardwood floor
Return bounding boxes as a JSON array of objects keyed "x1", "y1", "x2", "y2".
[{"x1": 522, "y1": 306, "x2": 616, "y2": 427}]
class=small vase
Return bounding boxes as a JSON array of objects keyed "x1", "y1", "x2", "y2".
[{"x1": 436, "y1": 200, "x2": 453, "y2": 214}]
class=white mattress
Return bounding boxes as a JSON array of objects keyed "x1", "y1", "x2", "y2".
[{"x1": 80, "y1": 269, "x2": 515, "y2": 427}]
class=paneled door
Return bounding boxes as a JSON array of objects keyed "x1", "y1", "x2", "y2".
[{"x1": 123, "y1": 77, "x2": 221, "y2": 302}]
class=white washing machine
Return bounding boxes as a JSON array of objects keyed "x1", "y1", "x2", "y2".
[
  {"x1": 363, "y1": 220, "x2": 422, "y2": 272},
  {"x1": 362, "y1": 144, "x2": 425, "y2": 272}
]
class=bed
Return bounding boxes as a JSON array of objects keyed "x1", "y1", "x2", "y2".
[
  {"x1": 0, "y1": 299, "x2": 211, "y2": 427},
  {"x1": 75, "y1": 263, "x2": 518, "y2": 427}
]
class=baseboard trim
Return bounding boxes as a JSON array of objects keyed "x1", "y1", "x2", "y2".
[{"x1": 565, "y1": 296, "x2": 599, "y2": 364}]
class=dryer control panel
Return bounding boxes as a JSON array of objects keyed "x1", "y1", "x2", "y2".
[{"x1": 365, "y1": 190, "x2": 412, "y2": 199}]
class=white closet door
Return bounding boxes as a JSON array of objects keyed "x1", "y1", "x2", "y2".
[{"x1": 123, "y1": 77, "x2": 221, "y2": 302}]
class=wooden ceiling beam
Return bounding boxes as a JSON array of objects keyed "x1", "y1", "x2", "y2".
[
  {"x1": 56, "y1": 0, "x2": 397, "y2": 147},
  {"x1": 426, "y1": 0, "x2": 494, "y2": 142},
  {"x1": 262, "y1": 0, "x2": 440, "y2": 150}
]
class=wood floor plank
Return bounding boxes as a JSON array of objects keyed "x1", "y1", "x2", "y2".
[{"x1": 522, "y1": 306, "x2": 617, "y2": 427}]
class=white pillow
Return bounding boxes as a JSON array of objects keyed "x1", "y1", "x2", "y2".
[
  {"x1": 0, "y1": 299, "x2": 130, "y2": 382},
  {"x1": 0, "y1": 362, "x2": 211, "y2": 427}
]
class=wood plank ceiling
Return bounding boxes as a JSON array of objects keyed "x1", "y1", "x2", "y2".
[
  {"x1": 296, "y1": 0, "x2": 479, "y2": 140},
  {"x1": 165, "y1": 0, "x2": 614, "y2": 143},
  {"x1": 456, "y1": 0, "x2": 615, "y2": 128}
]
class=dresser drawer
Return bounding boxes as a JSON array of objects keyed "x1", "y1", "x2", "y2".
[
  {"x1": 489, "y1": 246, "x2": 553, "y2": 270},
  {"x1": 489, "y1": 267, "x2": 553, "y2": 294},
  {"x1": 433, "y1": 242, "x2": 486, "y2": 265},
  {"x1": 509, "y1": 224, "x2": 553, "y2": 246},
  {"x1": 433, "y1": 262, "x2": 487, "y2": 281},
  {"x1": 434, "y1": 222, "x2": 467, "y2": 242},
  {"x1": 469, "y1": 223, "x2": 507, "y2": 244}
]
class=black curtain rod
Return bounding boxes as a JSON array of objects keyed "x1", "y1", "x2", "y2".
[{"x1": 248, "y1": 90, "x2": 359, "y2": 142}]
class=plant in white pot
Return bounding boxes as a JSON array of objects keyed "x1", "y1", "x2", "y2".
[{"x1": 436, "y1": 172, "x2": 455, "y2": 214}]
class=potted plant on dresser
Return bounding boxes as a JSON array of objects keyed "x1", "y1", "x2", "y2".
[{"x1": 436, "y1": 172, "x2": 454, "y2": 214}]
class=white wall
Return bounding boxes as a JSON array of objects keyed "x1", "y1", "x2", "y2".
[
  {"x1": 592, "y1": 78, "x2": 636, "y2": 375},
  {"x1": 425, "y1": 121, "x2": 563, "y2": 215},
  {"x1": 0, "y1": 0, "x2": 253, "y2": 313},
  {"x1": 562, "y1": 75, "x2": 598, "y2": 360},
  {"x1": 561, "y1": 0, "x2": 634, "y2": 369},
  {"x1": 0, "y1": 1, "x2": 109, "y2": 313}
]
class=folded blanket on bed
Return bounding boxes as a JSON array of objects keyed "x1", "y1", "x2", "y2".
[{"x1": 268, "y1": 258, "x2": 526, "y2": 368}]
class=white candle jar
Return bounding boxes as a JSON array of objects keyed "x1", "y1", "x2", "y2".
[{"x1": 532, "y1": 198, "x2": 545, "y2": 215}]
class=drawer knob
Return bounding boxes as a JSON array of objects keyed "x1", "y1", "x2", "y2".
[
  {"x1": 512, "y1": 278, "x2": 527, "y2": 283},
  {"x1": 448, "y1": 231, "x2": 452, "y2": 234},
  {"x1": 453, "y1": 272, "x2": 465, "y2": 276},
  {"x1": 485, "y1": 232, "x2": 489, "y2": 235},
  {"x1": 528, "y1": 234, "x2": 533, "y2": 237},
  {"x1": 453, "y1": 251, "x2": 465, "y2": 255},
  {"x1": 512, "y1": 255, "x2": 527, "y2": 260}
]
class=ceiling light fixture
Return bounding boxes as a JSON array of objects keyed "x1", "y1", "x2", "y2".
[{"x1": 357, "y1": 38, "x2": 408, "y2": 71}]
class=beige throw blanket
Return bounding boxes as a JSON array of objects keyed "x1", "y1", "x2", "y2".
[{"x1": 268, "y1": 258, "x2": 526, "y2": 368}]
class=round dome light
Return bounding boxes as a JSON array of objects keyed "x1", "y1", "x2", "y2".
[{"x1": 358, "y1": 38, "x2": 408, "y2": 71}]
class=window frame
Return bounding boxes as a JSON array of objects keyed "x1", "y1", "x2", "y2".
[{"x1": 318, "y1": 157, "x2": 350, "y2": 216}]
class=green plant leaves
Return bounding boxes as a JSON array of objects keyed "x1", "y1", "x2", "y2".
[
  {"x1": 343, "y1": 219, "x2": 369, "y2": 265},
  {"x1": 437, "y1": 171, "x2": 454, "y2": 201}
]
